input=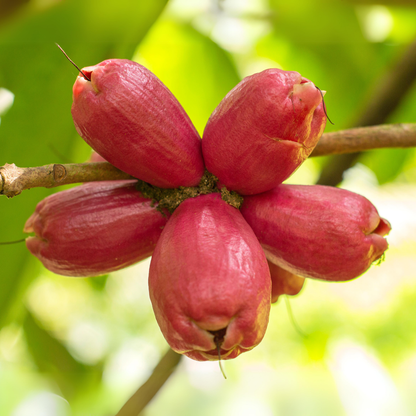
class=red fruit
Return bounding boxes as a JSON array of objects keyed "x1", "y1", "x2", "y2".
[
  {"x1": 149, "y1": 193, "x2": 271, "y2": 361},
  {"x1": 24, "y1": 181, "x2": 169, "y2": 277},
  {"x1": 241, "y1": 185, "x2": 391, "y2": 281},
  {"x1": 202, "y1": 69, "x2": 327, "y2": 195},
  {"x1": 71, "y1": 59, "x2": 205, "y2": 188},
  {"x1": 268, "y1": 261, "x2": 305, "y2": 303}
]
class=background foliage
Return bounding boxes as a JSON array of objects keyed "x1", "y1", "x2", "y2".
[{"x1": 1, "y1": 0, "x2": 415, "y2": 415}]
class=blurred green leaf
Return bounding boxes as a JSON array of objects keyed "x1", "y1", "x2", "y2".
[
  {"x1": 359, "y1": 148, "x2": 412, "y2": 184},
  {"x1": 87, "y1": 274, "x2": 109, "y2": 291},
  {"x1": 268, "y1": 0, "x2": 363, "y2": 45},
  {"x1": 384, "y1": 5, "x2": 416, "y2": 42},
  {"x1": 135, "y1": 19, "x2": 240, "y2": 135},
  {"x1": 257, "y1": 2, "x2": 400, "y2": 131},
  {"x1": 0, "y1": 0, "x2": 168, "y2": 330},
  {"x1": 366, "y1": 285, "x2": 416, "y2": 366},
  {"x1": 23, "y1": 308, "x2": 100, "y2": 399}
]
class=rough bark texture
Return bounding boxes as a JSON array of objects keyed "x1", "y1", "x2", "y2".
[
  {"x1": 0, "y1": 162, "x2": 133, "y2": 198},
  {"x1": 2, "y1": 124, "x2": 415, "y2": 198}
]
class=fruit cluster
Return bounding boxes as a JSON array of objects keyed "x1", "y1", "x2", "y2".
[{"x1": 24, "y1": 59, "x2": 390, "y2": 361}]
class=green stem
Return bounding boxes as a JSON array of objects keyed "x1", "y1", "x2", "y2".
[{"x1": 115, "y1": 348, "x2": 182, "y2": 416}]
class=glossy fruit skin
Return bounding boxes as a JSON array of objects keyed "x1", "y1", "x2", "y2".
[
  {"x1": 149, "y1": 193, "x2": 271, "y2": 361},
  {"x1": 24, "y1": 181, "x2": 169, "y2": 277},
  {"x1": 267, "y1": 260, "x2": 305, "y2": 303},
  {"x1": 241, "y1": 185, "x2": 391, "y2": 281},
  {"x1": 202, "y1": 69, "x2": 327, "y2": 195},
  {"x1": 72, "y1": 59, "x2": 205, "y2": 188}
]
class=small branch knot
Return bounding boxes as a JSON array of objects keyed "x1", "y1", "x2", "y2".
[
  {"x1": 0, "y1": 163, "x2": 25, "y2": 198},
  {"x1": 53, "y1": 164, "x2": 67, "y2": 182}
]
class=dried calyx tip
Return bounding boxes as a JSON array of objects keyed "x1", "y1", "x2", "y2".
[
  {"x1": 315, "y1": 86, "x2": 334, "y2": 125},
  {"x1": 55, "y1": 43, "x2": 91, "y2": 82},
  {"x1": 209, "y1": 328, "x2": 228, "y2": 379}
]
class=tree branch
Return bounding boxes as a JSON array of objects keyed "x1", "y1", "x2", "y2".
[
  {"x1": 0, "y1": 162, "x2": 133, "y2": 198},
  {"x1": 317, "y1": 36, "x2": 416, "y2": 186},
  {"x1": 311, "y1": 123, "x2": 416, "y2": 157},
  {"x1": 1, "y1": 123, "x2": 416, "y2": 198},
  {"x1": 115, "y1": 348, "x2": 182, "y2": 416}
]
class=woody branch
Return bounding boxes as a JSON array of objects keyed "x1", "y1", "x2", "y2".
[{"x1": 1, "y1": 123, "x2": 415, "y2": 198}]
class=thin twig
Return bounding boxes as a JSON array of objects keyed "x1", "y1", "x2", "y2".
[{"x1": 115, "y1": 348, "x2": 182, "y2": 416}]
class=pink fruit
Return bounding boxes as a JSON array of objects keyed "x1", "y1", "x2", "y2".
[
  {"x1": 202, "y1": 69, "x2": 327, "y2": 195},
  {"x1": 149, "y1": 193, "x2": 271, "y2": 361},
  {"x1": 241, "y1": 185, "x2": 391, "y2": 281},
  {"x1": 24, "y1": 181, "x2": 169, "y2": 277},
  {"x1": 268, "y1": 260, "x2": 305, "y2": 303},
  {"x1": 71, "y1": 59, "x2": 205, "y2": 188},
  {"x1": 88, "y1": 151, "x2": 107, "y2": 163}
]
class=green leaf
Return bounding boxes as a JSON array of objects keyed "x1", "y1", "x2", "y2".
[
  {"x1": 135, "y1": 19, "x2": 240, "y2": 135},
  {"x1": 0, "y1": 0, "x2": 168, "y2": 330},
  {"x1": 87, "y1": 274, "x2": 109, "y2": 291},
  {"x1": 359, "y1": 148, "x2": 412, "y2": 184},
  {"x1": 23, "y1": 308, "x2": 100, "y2": 399}
]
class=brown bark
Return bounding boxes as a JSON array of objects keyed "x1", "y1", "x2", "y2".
[
  {"x1": 311, "y1": 123, "x2": 416, "y2": 157},
  {"x1": 1, "y1": 123, "x2": 416, "y2": 198},
  {"x1": 0, "y1": 162, "x2": 133, "y2": 198}
]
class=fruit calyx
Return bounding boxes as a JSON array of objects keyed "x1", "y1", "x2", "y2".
[
  {"x1": 136, "y1": 170, "x2": 244, "y2": 214},
  {"x1": 209, "y1": 327, "x2": 227, "y2": 353}
]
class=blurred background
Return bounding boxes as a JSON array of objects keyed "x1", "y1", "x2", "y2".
[{"x1": 1, "y1": 0, "x2": 416, "y2": 415}]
